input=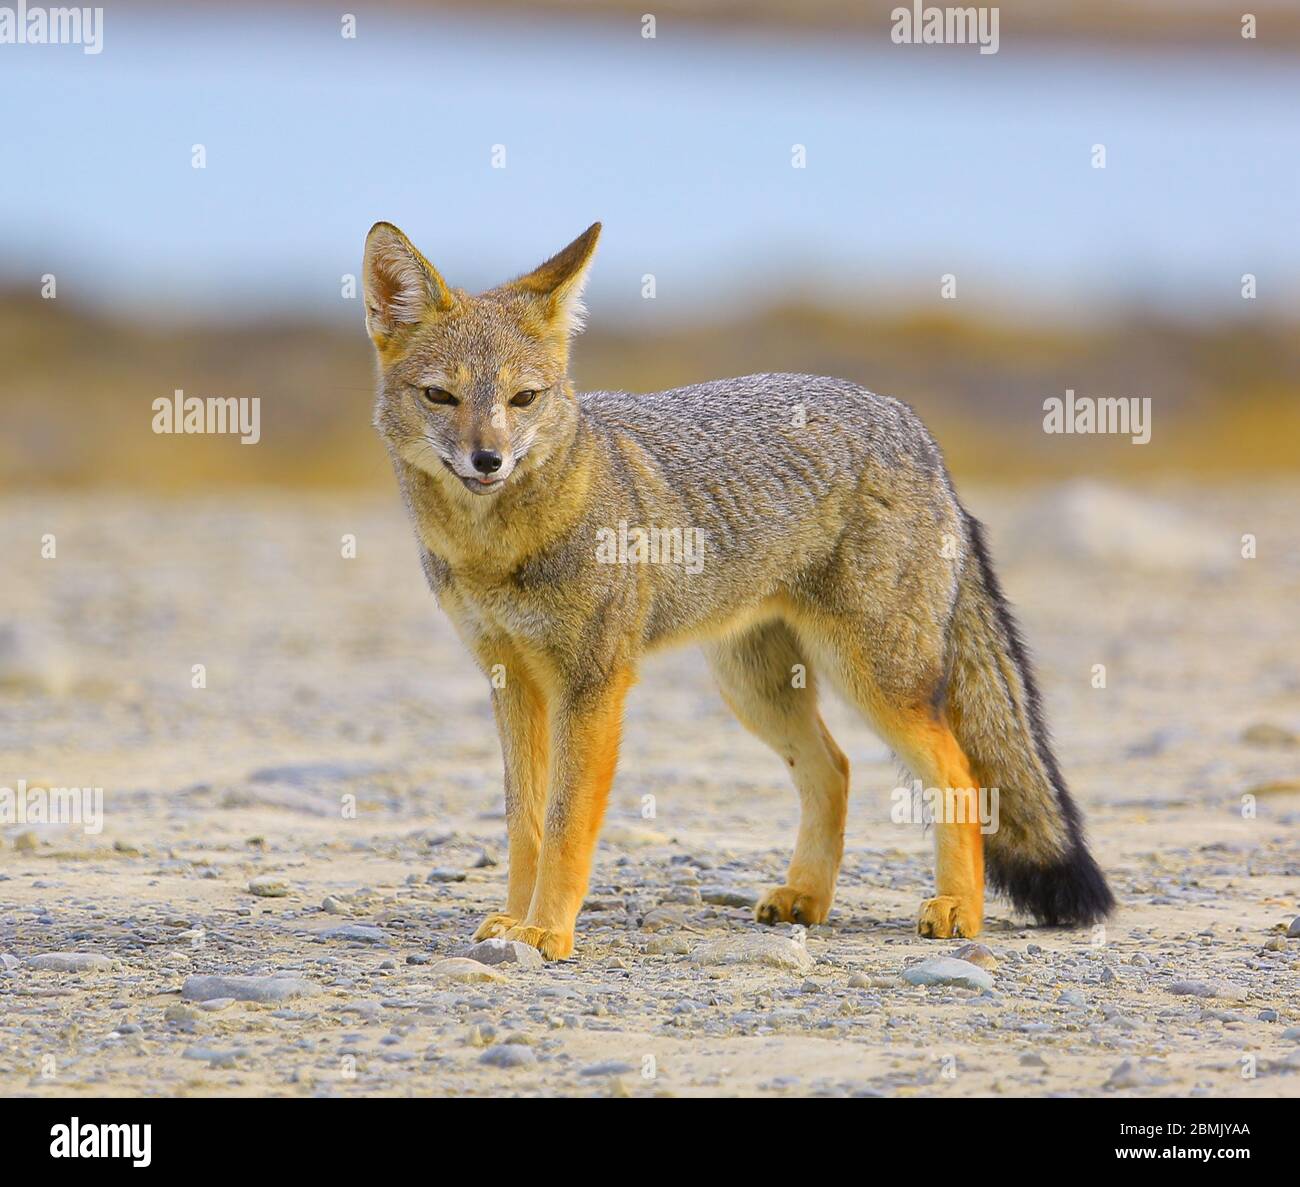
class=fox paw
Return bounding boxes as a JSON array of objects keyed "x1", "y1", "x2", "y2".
[
  {"x1": 755, "y1": 886, "x2": 830, "y2": 926},
  {"x1": 917, "y1": 895, "x2": 981, "y2": 939},
  {"x1": 473, "y1": 913, "x2": 518, "y2": 942},
  {"x1": 503, "y1": 924, "x2": 574, "y2": 960}
]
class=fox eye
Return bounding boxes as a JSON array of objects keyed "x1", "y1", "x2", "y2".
[
  {"x1": 421, "y1": 387, "x2": 458, "y2": 406},
  {"x1": 510, "y1": 389, "x2": 540, "y2": 408}
]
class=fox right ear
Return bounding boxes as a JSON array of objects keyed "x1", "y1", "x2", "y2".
[{"x1": 362, "y1": 222, "x2": 455, "y2": 348}]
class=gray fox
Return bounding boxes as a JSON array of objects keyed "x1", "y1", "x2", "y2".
[{"x1": 363, "y1": 220, "x2": 1114, "y2": 959}]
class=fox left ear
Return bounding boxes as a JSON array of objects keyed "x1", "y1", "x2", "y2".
[{"x1": 507, "y1": 222, "x2": 602, "y2": 336}]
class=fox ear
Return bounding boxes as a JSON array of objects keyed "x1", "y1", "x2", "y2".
[
  {"x1": 362, "y1": 222, "x2": 454, "y2": 347},
  {"x1": 507, "y1": 222, "x2": 601, "y2": 336}
]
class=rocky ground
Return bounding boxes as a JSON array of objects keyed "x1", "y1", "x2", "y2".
[{"x1": 1, "y1": 483, "x2": 1298, "y2": 1098}]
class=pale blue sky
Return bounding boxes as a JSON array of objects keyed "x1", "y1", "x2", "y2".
[{"x1": 1, "y1": 7, "x2": 1296, "y2": 324}]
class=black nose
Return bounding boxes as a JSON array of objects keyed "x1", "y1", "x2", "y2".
[{"x1": 470, "y1": 449, "x2": 502, "y2": 475}]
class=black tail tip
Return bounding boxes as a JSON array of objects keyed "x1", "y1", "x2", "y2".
[{"x1": 991, "y1": 844, "x2": 1115, "y2": 928}]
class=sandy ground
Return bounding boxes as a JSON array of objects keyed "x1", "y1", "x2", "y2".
[{"x1": 1, "y1": 482, "x2": 1298, "y2": 1098}]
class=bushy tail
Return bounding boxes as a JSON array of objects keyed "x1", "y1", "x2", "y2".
[{"x1": 945, "y1": 510, "x2": 1114, "y2": 927}]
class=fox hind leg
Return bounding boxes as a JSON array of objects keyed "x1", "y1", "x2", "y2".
[
  {"x1": 803, "y1": 616, "x2": 984, "y2": 939},
  {"x1": 706, "y1": 622, "x2": 850, "y2": 927},
  {"x1": 856, "y1": 694, "x2": 984, "y2": 937}
]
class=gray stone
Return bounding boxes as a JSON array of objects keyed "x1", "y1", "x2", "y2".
[
  {"x1": 431, "y1": 958, "x2": 506, "y2": 984},
  {"x1": 580, "y1": 1060, "x2": 637, "y2": 1076},
  {"x1": 479, "y1": 1044, "x2": 536, "y2": 1068},
  {"x1": 248, "y1": 876, "x2": 290, "y2": 897},
  {"x1": 465, "y1": 938, "x2": 544, "y2": 970},
  {"x1": 181, "y1": 974, "x2": 319, "y2": 1003},
  {"x1": 1168, "y1": 980, "x2": 1248, "y2": 1001},
  {"x1": 901, "y1": 957, "x2": 994, "y2": 992},
  {"x1": 199, "y1": 997, "x2": 237, "y2": 1012},
  {"x1": 26, "y1": 953, "x2": 114, "y2": 972},
  {"x1": 321, "y1": 925, "x2": 387, "y2": 944},
  {"x1": 1287, "y1": 916, "x2": 1300, "y2": 939},
  {"x1": 1104, "y1": 1059, "x2": 1164, "y2": 1090},
  {"x1": 690, "y1": 934, "x2": 813, "y2": 973},
  {"x1": 183, "y1": 1045, "x2": 249, "y2": 1067},
  {"x1": 700, "y1": 887, "x2": 760, "y2": 908}
]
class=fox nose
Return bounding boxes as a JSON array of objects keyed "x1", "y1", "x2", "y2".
[{"x1": 470, "y1": 449, "x2": 502, "y2": 475}]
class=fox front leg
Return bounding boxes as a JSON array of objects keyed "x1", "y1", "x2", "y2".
[
  {"x1": 472, "y1": 661, "x2": 549, "y2": 943},
  {"x1": 505, "y1": 668, "x2": 633, "y2": 960}
]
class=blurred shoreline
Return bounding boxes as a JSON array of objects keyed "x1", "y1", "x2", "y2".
[{"x1": 3, "y1": 291, "x2": 1296, "y2": 490}]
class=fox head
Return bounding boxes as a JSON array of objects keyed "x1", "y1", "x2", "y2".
[{"x1": 363, "y1": 221, "x2": 601, "y2": 497}]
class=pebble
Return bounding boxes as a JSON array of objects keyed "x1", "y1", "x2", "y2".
[
  {"x1": 700, "y1": 887, "x2": 759, "y2": 908},
  {"x1": 431, "y1": 958, "x2": 507, "y2": 984},
  {"x1": 901, "y1": 957, "x2": 994, "y2": 992},
  {"x1": 26, "y1": 952, "x2": 115, "y2": 972},
  {"x1": 645, "y1": 936, "x2": 691, "y2": 956},
  {"x1": 690, "y1": 934, "x2": 813, "y2": 974},
  {"x1": 321, "y1": 896, "x2": 346, "y2": 915},
  {"x1": 1287, "y1": 917, "x2": 1300, "y2": 939},
  {"x1": 199, "y1": 997, "x2": 237, "y2": 1012},
  {"x1": 580, "y1": 1060, "x2": 636, "y2": 1077},
  {"x1": 427, "y1": 868, "x2": 466, "y2": 883},
  {"x1": 1104, "y1": 1060, "x2": 1161, "y2": 1090},
  {"x1": 321, "y1": 925, "x2": 387, "y2": 944},
  {"x1": 640, "y1": 906, "x2": 689, "y2": 933},
  {"x1": 248, "y1": 876, "x2": 290, "y2": 897},
  {"x1": 479, "y1": 1044, "x2": 536, "y2": 1068},
  {"x1": 183, "y1": 1045, "x2": 249, "y2": 1067},
  {"x1": 1241, "y1": 722, "x2": 1297, "y2": 747},
  {"x1": 1168, "y1": 980, "x2": 1248, "y2": 1002},
  {"x1": 181, "y1": 974, "x2": 320, "y2": 1003},
  {"x1": 465, "y1": 939, "x2": 544, "y2": 970},
  {"x1": 953, "y1": 942, "x2": 999, "y2": 970}
]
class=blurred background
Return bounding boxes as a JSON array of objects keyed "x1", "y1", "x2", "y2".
[{"x1": 2, "y1": 0, "x2": 1298, "y2": 489}]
